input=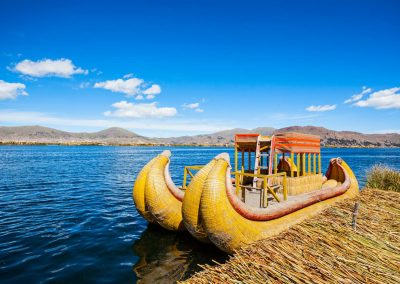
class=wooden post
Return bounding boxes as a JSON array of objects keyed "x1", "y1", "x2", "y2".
[
  {"x1": 318, "y1": 153, "x2": 321, "y2": 174},
  {"x1": 234, "y1": 145, "x2": 238, "y2": 172},
  {"x1": 263, "y1": 176, "x2": 268, "y2": 208},
  {"x1": 313, "y1": 153, "x2": 316, "y2": 174},
  {"x1": 297, "y1": 153, "x2": 300, "y2": 177},
  {"x1": 283, "y1": 174, "x2": 287, "y2": 200},
  {"x1": 302, "y1": 153, "x2": 306, "y2": 176},
  {"x1": 308, "y1": 153, "x2": 311, "y2": 174},
  {"x1": 290, "y1": 152, "x2": 294, "y2": 177},
  {"x1": 274, "y1": 153, "x2": 278, "y2": 174},
  {"x1": 241, "y1": 150, "x2": 244, "y2": 171}
]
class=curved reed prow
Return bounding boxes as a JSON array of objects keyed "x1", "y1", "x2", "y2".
[{"x1": 132, "y1": 150, "x2": 185, "y2": 231}]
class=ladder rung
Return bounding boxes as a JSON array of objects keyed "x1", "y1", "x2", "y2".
[
  {"x1": 269, "y1": 185, "x2": 282, "y2": 192},
  {"x1": 257, "y1": 166, "x2": 268, "y2": 169},
  {"x1": 240, "y1": 185, "x2": 261, "y2": 190}
]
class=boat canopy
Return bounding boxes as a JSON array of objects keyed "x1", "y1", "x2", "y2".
[
  {"x1": 273, "y1": 132, "x2": 320, "y2": 154},
  {"x1": 234, "y1": 132, "x2": 320, "y2": 154},
  {"x1": 234, "y1": 132, "x2": 322, "y2": 178},
  {"x1": 234, "y1": 133, "x2": 271, "y2": 152}
]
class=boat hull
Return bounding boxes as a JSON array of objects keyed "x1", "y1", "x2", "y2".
[
  {"x1": 132, "y1": 151, "x2": 185, "y2": 231},
  {"x1": 188, "y1": 154, "x2": 359, "y2": 253}
]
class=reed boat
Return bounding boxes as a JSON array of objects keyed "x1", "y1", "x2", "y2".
[
  {"x1": 132, "y1": 150, "x2": 203, "y2": 231},
  {"x1": 182, "y1": 133, "x2": 359, "y2": 253}
]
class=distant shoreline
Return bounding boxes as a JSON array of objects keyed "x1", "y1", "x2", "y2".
[
  {"x1": 1, "y1": 142, "x2": 399, "y2": 149},
  {"x1": 1, "y1": 125, "x2": 399, "y2": 148}
]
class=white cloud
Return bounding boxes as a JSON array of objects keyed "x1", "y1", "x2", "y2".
[
  {"x1": 182, "y1": 102, "x2": 204, "y2": 113},
  {"x1": 13, "y1": 58, "x2": 88, "y2": 78},
  {"x1": 143, "y1": 84, "x2": 161, "y2": 99},
  {"x1": 0, "y1": 80, "x2": 28, "y2": 100},
  {"x1": 353, "y1": 87, "x2": 400, "y2": 109},
  {"x1": 344, "y1": 86, "x2": 372, "y2": 104},
  {"x1": 94, "y1": 76, "x2": 162, "y2": 100},
  {"x1": 182, "y1": 103, "x2": 199, "y2": 109},
  {"x1": 305, "y1": 104, "x2": 336, "y2": 112},
  {"x1": 0, "y1": 110, "x2": 226, "y2": 135},
  {"x1": 104, "y1": 101, "x2": 177, "y2": 118},
  {"x1": 94, "y1": 78, "x2": 144, "y2": 97},
  {"x1": 123, "y1": 73, "x2": 134, "y2": 79}
]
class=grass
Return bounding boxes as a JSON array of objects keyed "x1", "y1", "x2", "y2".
[
  {"x1": 182, "y1": 188, "x2": 400, "y2": 284},
  {"x1": 366, "y1": 165, "x2": 400, "y2": 192}
]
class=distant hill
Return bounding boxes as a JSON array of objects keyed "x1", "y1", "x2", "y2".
[
  {"x1": 0, "y1": 125, "x2": 399, "y2": 147},
  {"x1": 0, "y1": 126, "x2": 150, "y2": 145}
]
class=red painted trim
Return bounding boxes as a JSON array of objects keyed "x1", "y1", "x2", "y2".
[
  {"x1": 275, "y1": 138, "x2": 320, "y2": 143},
  {"x1": 235, "y1": 133, "x2": 260, "y2": 137},
  {"x1": 225, "y1": 158, "x2": 350, "y2": 221}
]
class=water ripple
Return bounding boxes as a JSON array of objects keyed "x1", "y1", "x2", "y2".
[{"x1": 0, "y1": 146, "x2": 399, "y2": 283}]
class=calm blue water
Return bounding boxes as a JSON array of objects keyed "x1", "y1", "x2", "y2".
[{"x1": 0, "y1": 146, "x2": 399, "y2": 283}]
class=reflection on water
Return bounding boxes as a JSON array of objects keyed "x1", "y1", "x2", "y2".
[{"x1": 132, "y1": 224, "x2": 227, "y2": 283}]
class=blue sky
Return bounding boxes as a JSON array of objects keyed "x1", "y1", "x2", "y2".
[{"x1": 0, "y1": 0, "x2": 399, "y2": 137}]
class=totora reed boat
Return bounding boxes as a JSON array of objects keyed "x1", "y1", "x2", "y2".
[
  {"x1": 132, "y1": 150, "x2": 203, "y2": 231},
  {"x1": 133, "y1": 132, "x2": 359, "y2": 253}
]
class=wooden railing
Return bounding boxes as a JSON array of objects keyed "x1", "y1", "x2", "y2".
[
  {"x1": 232, "y1": 171, "x2": 287, "y2": 208},
  {"x1": 182, "y1": 165, "x2": 204, "y2": 189}
]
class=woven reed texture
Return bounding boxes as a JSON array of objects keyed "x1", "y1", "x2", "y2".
[
  {"x1": 145, "y1": 154, "x2": 185, "y2": 231},
  {"x1": 133, "y1": 152, "x2": 185, "y2": 231},
  {"x1": 286, "y1": 174, "x2": 323, "y2": 195},
  {"x1": 183, "y1": 188, "x2": 400, "y2": 284},
  {"x1": 132, "y1": 157, "x2": 157, "y2": 223},
  {"x1": 198, "y1": 157, "x2": 359, "y2": 253},
  {"x1": 182, "y1": 159, "x2": 216, "y2": 243}
]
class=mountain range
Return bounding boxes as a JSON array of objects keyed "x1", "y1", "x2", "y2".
[{"x1": 1, "y1": 125, "x2": 399, "y2": 147}]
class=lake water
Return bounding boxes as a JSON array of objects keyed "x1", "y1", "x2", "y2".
[{"x1": 1, "y1": 146, "x2": 399, "y2": 283}]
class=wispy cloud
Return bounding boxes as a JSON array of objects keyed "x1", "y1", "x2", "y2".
[
  {"x1": 353, "y1": 87, "x2": 400, "y2": 109},
  {"x1": 344, "y1": 86, "x2": 372, "y2": 104},
  {"x1": 123, "y1": 73, "x2": 134, "y2": 79},
  {"x1": 142, "y1": 84, "x2": 161, "y2": 99},
  {"x1": 12, "y1": 58, "x2": 88, "y2": 78},
  {"x1": 104, "y1": 101, "x2": 177, "y2": 118},
  {"x1": 306, "y1": 104, "x2": 336, "y2": 112},
  {"x1": 79, "y1": 82, "x2": 91, "y2": 89},
  {"x1": 182, "y1": 102, "x2": 203, "y2": 113},
  {"x1": 0, "y1": 80, "x2": 28, "y2": 100}
]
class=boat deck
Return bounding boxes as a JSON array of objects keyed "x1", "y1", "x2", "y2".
[{"x1": 236, "y1": 185, "x2": 334, "y2": 209}]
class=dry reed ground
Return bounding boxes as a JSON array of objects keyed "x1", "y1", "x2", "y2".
[{"x1": 183, "y1": 188, "x2": 400, "y2": 284}]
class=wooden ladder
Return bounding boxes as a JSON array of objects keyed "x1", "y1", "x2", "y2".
[{"x1": 252, "y1": 135, "x2": 269, "y2": 188}]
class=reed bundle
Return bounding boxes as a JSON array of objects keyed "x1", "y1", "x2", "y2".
[
  {"x1": 366, "y1": 165, "x2": 400, "y2": 192},
  {"x1": 183, "y1": 188, "x2": 400, "y2": 284}
]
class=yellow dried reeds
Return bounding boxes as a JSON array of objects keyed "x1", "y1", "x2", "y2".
[
  {"x1": 182, "y1": 188, "x2": 400, "y2": 284},
  {"x1": 366, "y1": 165, "x2": 400, "y2": 192}
]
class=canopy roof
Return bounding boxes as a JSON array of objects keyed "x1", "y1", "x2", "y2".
[
  {"x1": 235, "y1": 134, "x2": 271, "y2": 152},
  {"x1": 235, "y1": 132, "x2": 320, "y2": 153},
  {"x1": 273, "y1": 132, "x2": 320, "y2": 154}
]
